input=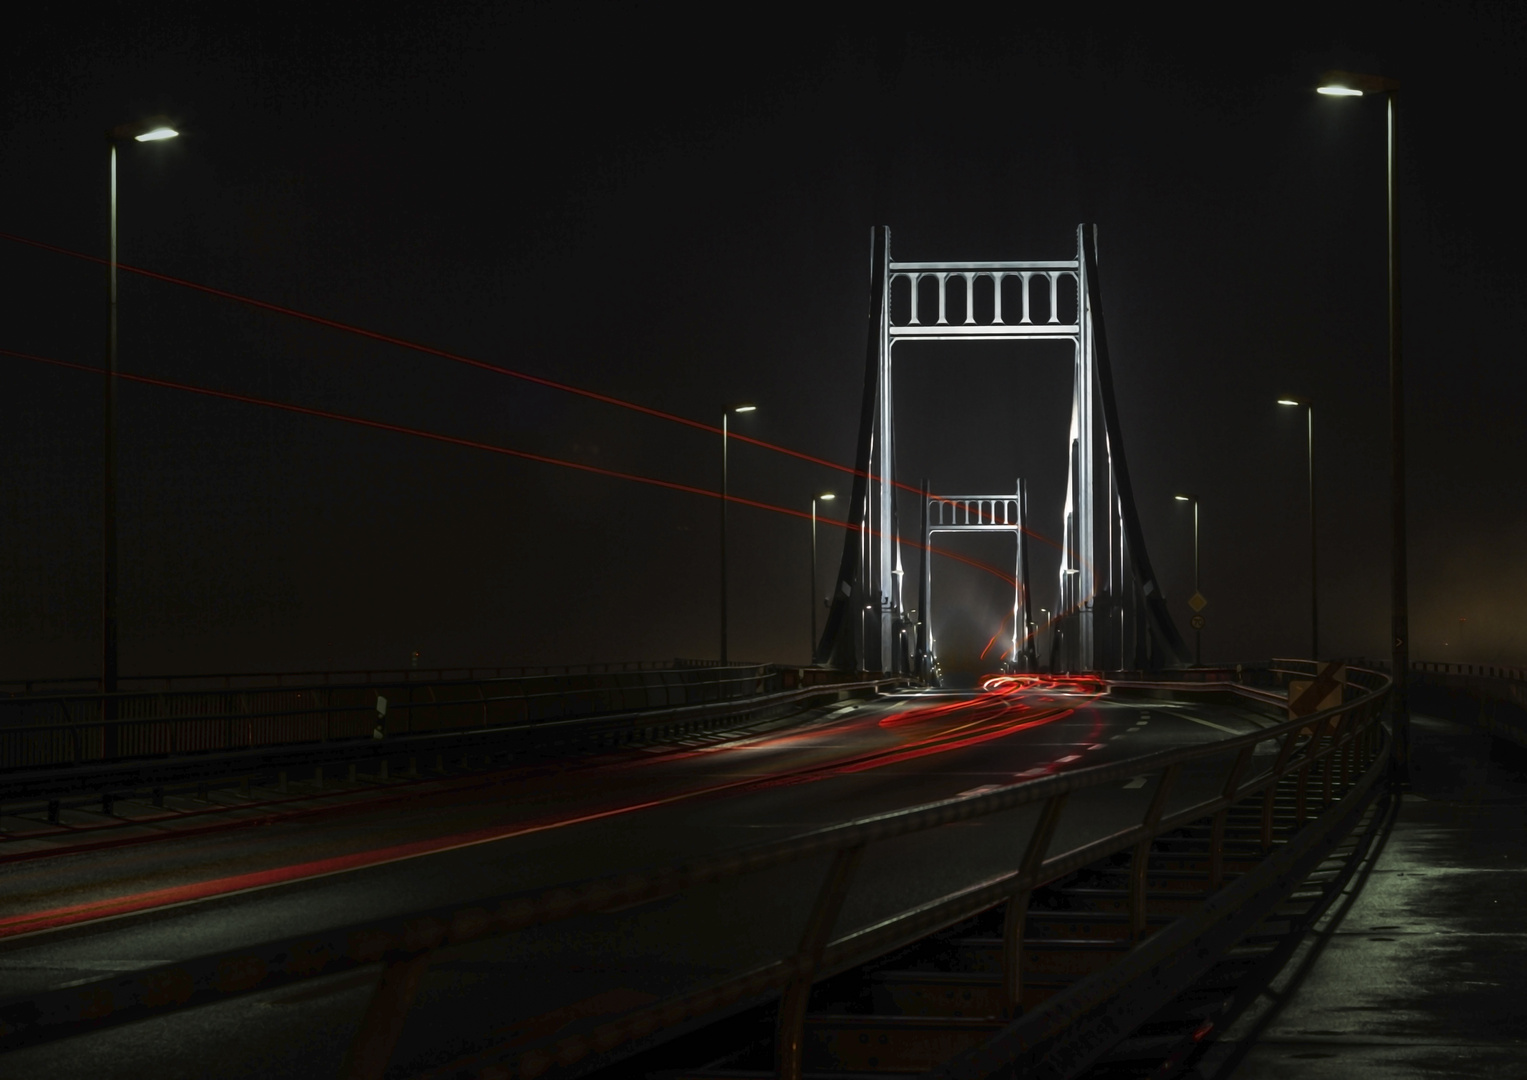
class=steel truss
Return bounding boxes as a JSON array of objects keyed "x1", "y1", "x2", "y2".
[
  {"x1": 915, "y1": 484, "x2": 1037, "y2": 678},
  {"x1": 816, "y1": 225, "x2": 1188, "y2": 673}
]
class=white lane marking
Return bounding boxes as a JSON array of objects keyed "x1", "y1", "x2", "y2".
[
  {"x1": 959, "y1": 784, "x2": 1002, "y2": 797},
  {"x1": 1055, "y1": 754, "x2": 1082, "y2": 764},
  {"x1": 1014, "y1": 767, "x2": 1049, "y2": 778},
  {"x1": 1180, "y1": 714, "x2": 1242, "y2": 735},
  {"x1": 1123, "y1": 776, "x2": 1148, "y2": 789},
  {"x1": 1088, "y1": 743, "x2": 1105, "y2": 750}
]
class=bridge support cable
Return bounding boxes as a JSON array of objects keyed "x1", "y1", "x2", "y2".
[
  {"x1": 1082, "y1": 227, "x2": 1191, "y2": 670},
  {"x1": 820, "y1": 225, "x2": 1189, "y2": 673}
]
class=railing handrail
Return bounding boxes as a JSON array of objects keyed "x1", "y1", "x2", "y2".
[
  {"x1": 0, "y1": 663, "x2": 779, "y2": 710},
  {"x1": 0, "y1": 669, "x2": 779, "y2": 726}
]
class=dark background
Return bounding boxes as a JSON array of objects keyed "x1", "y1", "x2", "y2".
[{"x1": 2, "y1": 2, "x2": 1523, "y2": 677}]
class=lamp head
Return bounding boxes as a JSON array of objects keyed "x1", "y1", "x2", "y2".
[
  {"x1": 729, "y1": 403, "x2": 757, "y2": 414},
  {"x1": 817, "y1": 492, "x2": 836, "y2": 501},
  {"x1": 108, "y1": 118, "x2": 180, "y2": 143},
  {"x1": 1174, "y1": 493, "x2": 1195, "y2": 503},
  {"x1": 1278, "y1": 395, "x2": 1312, "y2": 408},
  {"x1": 1317, "y1": 70, "x2": 1400, "y2": 96}
]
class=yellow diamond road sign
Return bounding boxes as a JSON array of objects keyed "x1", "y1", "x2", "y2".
[{"x1": 1188, "y1": 592, "x2": 1208, "y2": 612}]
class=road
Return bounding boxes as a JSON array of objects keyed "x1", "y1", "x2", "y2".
[{"x1": 0, "y1": 678, "x2": 1283, "y2": 1079}]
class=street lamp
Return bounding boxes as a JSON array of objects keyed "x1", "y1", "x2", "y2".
[
  {"x1": 720, "y1": 403, "x2": 757, "y2": 664},
  {"x1": 1174, "y1": 494, "x2": 1201, "y2": 665},
  {"x1": 1317, "y1": 68, "x2": 1409, "y2": 781},
  {"x1": 102, "y1": 119, "x2": 179, "y2": 742},
  {"x1": 1278, "y1": 396, "x2": 1318, "y2": 660},
  {"x1": 809, "y1": 492, "x2": 835, "y2": 661}
]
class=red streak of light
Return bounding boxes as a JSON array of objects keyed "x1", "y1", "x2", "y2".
[
  {"x1": 0, "y1": 689, "x2": 1082, "y2": 940},
  {"x1": 835, "y1": 707, "x2": 1076, "y2": 775},
  {"x1": 0, "y1": 346, "x2": 818, "y2": 524},
  {"x1": 978, "y1": 616, "x2": 1008, "y2": 661},
  {"x1": 0, "y1": 231, "x2": 915, "y2": 496},
  {"x1": 0, "y1": 232, "x2": 1086, "y2": 574},
  {"x1": 1, "y1": 233, "x2": 1100, "y2": 601},
  {"x1": 0, "y1": 345, "x2": 1050, "y2": 599}
]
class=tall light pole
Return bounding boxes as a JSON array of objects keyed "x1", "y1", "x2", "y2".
[
  {"x1": 103, "y1": 120, "x2": 178, "y2": 745},
  {"x1": 809, "y1": 492, "x2": 836, "y2": 662},
  {"x1": 720, "y1": 403, "x2": 756, "y2": 664},
  {"x1": 1278, "y1": 396, "x2": 1318, "y2": 659},
  {"x1": 1174, "y1": 494, "x2": 1201, "y2": 665},
  {"x1": 1318, "y1": 69, "x2": 1408, "y2": 781}
]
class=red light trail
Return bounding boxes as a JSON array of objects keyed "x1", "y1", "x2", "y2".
[
  {"x1": 0, "y1": 344, "x2": 1036, "y2": 596},
  {"x1": 0, "y1": 231, "x2": 922, "y2": 497},
  {"x1": 0, "y1": 229, "x2": 1096, "y2": 619},
  {"x1": 0, "y1": 683, "x2": 1090, "y2": 941},
  {"x1": 0, "y1": 231, "x2": 1073, "y2": 561}
]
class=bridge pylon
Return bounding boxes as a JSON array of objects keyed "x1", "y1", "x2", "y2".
[{"x1": 815, "y1": 225, "x2": 1189, "y2": 674}]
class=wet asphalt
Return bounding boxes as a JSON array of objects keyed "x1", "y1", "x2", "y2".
[{"x1": 1198, "y1": 713, "x2": 1527, "y2": 1079}]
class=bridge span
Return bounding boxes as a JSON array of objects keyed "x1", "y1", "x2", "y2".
[{"x1": 0, "y1": 660, "x2": 1440, "y2": 1079}]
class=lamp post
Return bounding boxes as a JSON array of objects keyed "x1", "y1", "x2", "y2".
[
  {"x1": 720, "y1": 403, "x2": 756, "y2": 664},
  {"x1": 809, "y1": 492, "x2": 835, "y2": 661},
  {"x1": 102, "y1": 120, "x2": 179, "y2": 745},
  {"x1": 1278, "y1": 397, "x2": 1318, "y2": 660},
  {"x1": 1174, "y1": 494, "x2": 1201, "y2": 665},
  {"x1": 1318, "y1": 69, "x2": 1408, "y2": 782}
]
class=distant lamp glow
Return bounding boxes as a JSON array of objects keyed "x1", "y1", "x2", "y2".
[
  {"x1": 134, "y1": 127, "x2": 179, "y2": 142},
  {"x1": 1317, "y1": 85, "x2": 1362, "y2": 97}
]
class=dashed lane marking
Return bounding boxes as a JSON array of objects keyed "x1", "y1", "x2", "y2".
[
  {"x1": 1123, "y1": 776, "x2": 1148, "y2": 789},
  {"x1": 958, "y1": 785, "x2": 1003, "y2": 797},
  {"x1": 1179, "y1": 714, "x2": 1242, "y2": 736}
]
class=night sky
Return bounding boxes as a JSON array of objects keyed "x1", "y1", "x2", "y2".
[{"x1": 2, "y1": 3, "x2": 1524, "y2": 678}]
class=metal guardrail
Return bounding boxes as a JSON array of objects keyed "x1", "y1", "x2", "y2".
[
  {"x1": 0, "y1": 672, "x2": 898, "y2": 820},
  {"x1": 1401, "y1": 659, "x2": 1527, "y2": 753},
  {"x1": 0, "y1": 665, "x2": 791, "y2": 772},
  {"x1": 0, "y1": 659, "x2": 742, "y2": 698},
  {"x1": 0, "y1": 663, "x2": 1392, "y2": 1080},
  {"x1": 1410, "y1": 659, "x2": 1526, "y2": 681}
]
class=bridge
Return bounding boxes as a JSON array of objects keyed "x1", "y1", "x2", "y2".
[{"x1": 1, "y1": 223, "x2": 1522, "y2": 1080}]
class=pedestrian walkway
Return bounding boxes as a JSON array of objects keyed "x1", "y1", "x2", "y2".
[{"x1": 1189, "y1": 713, "x2": 1527, "y2": 1078}]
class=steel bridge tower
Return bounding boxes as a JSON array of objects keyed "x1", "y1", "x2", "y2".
[{"x1": 815, "y1": 225, "x2": 1188, "y2": 674}]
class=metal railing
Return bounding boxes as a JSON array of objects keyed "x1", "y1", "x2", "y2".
[
  {"x1": 0, "y1": 664, "x2": 1393, "y2": 1080},
  {"x1": 1410, "y1": 659, "x2": 1525, "y2": 681},
  {"x1": 0, "y1": 659, "x2": 742, "y2": 698},
  {"x1": 0, "y1": 665, "x2": 784, "y2": 772},
  {"x1": 1402, "y1": 659, "x2": 1527, "y2": 752}
]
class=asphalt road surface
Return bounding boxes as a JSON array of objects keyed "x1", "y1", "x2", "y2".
[{"x1": 0, "y1": 678, "x2": 1284, "y2": 1079}]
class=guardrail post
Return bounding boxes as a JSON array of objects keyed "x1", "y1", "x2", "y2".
[
  {"x1": 1295, "y1": 738, "x2": 1314, "y2": 825},
  {"x1": 1336, "y1": 712, "x2": 1355, "y2": 790},
  {"x1": 1002, "y1": 794, "x2": 1067, "y2": 1017},
  {"x1": 341, "y1": 949, "x2": 436, "y2": 1080},
  {"x1": 1262, "y1": 729, "x2": 1301, "y2": 850},
  {"x1": 776, "y1": 843, "x2": 865, "y2": 1080},
  {"x1": 1210, "y1": 745, "x2": 1256, "y2": 889},
  {"x1": 1130, "y1": 764, "x2": 1180, "y2": 940}
]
